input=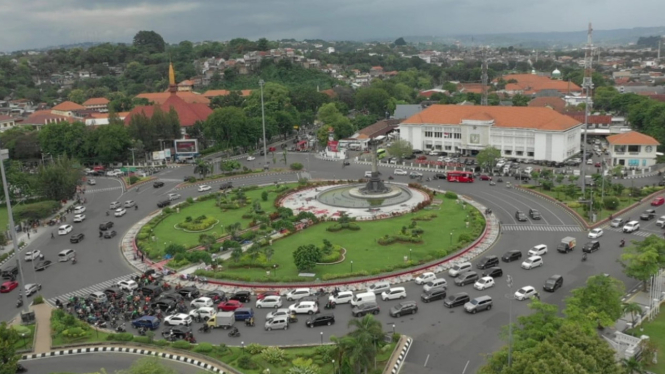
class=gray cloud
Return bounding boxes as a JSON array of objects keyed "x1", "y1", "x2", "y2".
[{"x1": 0, "y1": 0, "x2": 662, "y2": 51}]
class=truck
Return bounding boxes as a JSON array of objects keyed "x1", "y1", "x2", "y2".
[
  {"x1": 557, "y1": 237, "x2": 577, "y2": 253},
  {"x1": 206, "y1": 311, "x2": 235, "y2": 329}
]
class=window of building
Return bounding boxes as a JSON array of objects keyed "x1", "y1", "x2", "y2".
[
  {"x1": 614, "y1": 145, "x2": 626, "y2": 152},
  {"x1": 444, "y1": 146, "x2": 452, "y2": 150},
  {"x1": 424, "y1": 131, "x2": 433, "y2": 138},
  {"x1": 453, "y1": 133, "x2": 461, "y2": 139},
  {"x1": 434, "y1": 132, "x2": 442, "y2": 138},
  {"x1": 527, "y1": 152, "x2": 534, "y2": 157},
  {"x1": 628, "y1": 145, "x2": 640, "y2": 152},
  {"x1": 504, "y1": 150, "x2": 512, "y2": 155},
  {"x1": 516, "y1": 151, "x2": 523, "y2": 156}
]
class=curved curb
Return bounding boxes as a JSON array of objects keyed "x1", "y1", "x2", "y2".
[
  {"x1": 315, "y1": 247, "x2": 347, "y2": 265},
  {"x1": 388, "y1": 337, "x2": 412, "y2": 374},
  {"x1": 20, "y1": 345, "x2": 236, "y2": 374}
]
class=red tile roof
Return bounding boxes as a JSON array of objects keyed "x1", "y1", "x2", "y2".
[
  {"x1": 501, "y1": 74, "x2": 581, "y2": 94},
  {"x1": 82, "y1": 97, "x2": 110, "y2": 106},
  {"x1": 401, "y1": 105, "x2": 581, "y2": 132},
  {"x1": 135, "y1": 91, "x2": 210, "y2": 105},
  {"x1": 320, "y1": 89, "x2": 337, "y2": 98},
  {"x1": 607, "y1": 131, "x2": 659, "y2": 145},
  {"x1": 528, "y1": 97, "x2": 566, "y2": 112},
  {"x1": 458, "y1": 83, "x2": 487, "y2": 94},
  {"x1": 52, "y1": 101, "x2": 85, "y2": 111},
  {"x1": 0, "y1": 115, "x2": 14, "y2": 122},
  {"x1": 202, "y1": 90, "x2": 253, "y2": 98},
  {"x1": 124, "y1": 93, "x2": 213, "y2": 127},
  {"x1": 25, "y1": 110, "x2": 75, "y2": 125}
]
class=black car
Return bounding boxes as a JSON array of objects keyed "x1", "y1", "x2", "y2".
[
  {"x1": 444, "y1": 293, "x2": 470, "y2": 308},
  {"x1": 515, "y1": 211, "x2": 528, "y2": 222},
  {"x1": 403, "y1": 154, "x2": 416, "y2": 160},
  {"x1": 640, "y1": 209, "x2": 656, "y2": 221},
  {"x1": 582, "y1": 241, "x2": 600, "y2": 253},
  {"x1": 482, "y1": 267, "x2": 503, "y2": 278},
  {"x1": 99, "y1": 221, "x2": 114, "y2": 231},
  {"x1": 205, "y1": 290, "x2": 226, "y2": 302},
  {"x1": 153, "y1": 181, "x2": 164, "y2": 188},
  {"x1": 70, "y1": 233, "x2": 85, "y2": 243},
  {"x1": 529, "y1": 209, "x2": 541, "y2": 220},
  {"x1": 476, "y1": 255, "x2": 499, "y2": 270},
  {"x1": 306, "y1": 314, "x2": 335, "y2": 327},
  {"x1": 352, "y1": 302, "x2": 380, "y2": 317},
  {"x1": 421, "y1": 287, "x2": 446, "y2": 303},
  {"x1": 229, "y1": 291, "x2": 251, "y2": 303},
  {"x1": 157, "y1": 200, "x2": 171, "y2": 208},
  {"x1": 141, "y1": 285, "x2": 162, "y2": 297},
  {"x1": 389, "y1": 301, "x2": 418, "y2": 316},
  {"x1": 103, "y1": 288, "x2": 124, "y2": 299},
  {"x1": 543, "y1": 275, "x2": 564, "y2": 292},
  {"x1": 434, "y1": 173, "x2": 447, "y2": 179},
  {"x1": 454, "y1": 271, "x2": 479, "y2": 286},
  {"x1": 151, "y1": 299, "x2": 176, "y2": 311},
  {"x1": 501, "y1": 250, "x2": 522, "y2": 262},
  {"x1": 160, "y1": 292, "x2": 185, "y2": 303},
  {"x1": 515, "y1": 173, "x2": 531, "y2": 181},
  {"x1": 34, "y1": 260, "x2": 52, "y2": 271},
  {"x1": 103, "y1": 230, "x2": 117, "y2": 239},
  {"x1": 176, "y1": 287, "x2": 200, "y2": 299},
  {"x1": 162, "y1": 327, "x2": 192, "y2": 340},
  {"x1": 219, "y1": 181, "x2": 233, "y2": 190},
  {"x1": 412, "y1": 149, "x2": 423, "y2": 154}
]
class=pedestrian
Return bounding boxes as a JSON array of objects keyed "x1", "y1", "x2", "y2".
[
  {"x1": 51, "y1": 232, "x2": 54, "y2": 239},
  {"x1": 27, "y1": 232, "x2": 30, "y2": 239}
]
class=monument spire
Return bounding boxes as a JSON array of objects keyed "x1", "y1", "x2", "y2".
[{"x1": 168, "y1": 60, "x2": 177, "y2": 93}]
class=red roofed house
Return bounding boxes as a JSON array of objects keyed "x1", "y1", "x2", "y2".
[
  {"x1": 369, "y1": 66, "x2": 384, "y2": 77},
  {"x1": 606, "y1": 131, "x2": 660, "y2": 168},
  {"x1": 0, "y1": 115, "x2": 17, "y2": 132},
  {"x1": 528, "y1": 97, "x2": 566, "y2": 113},
  {"x1": 82, "y1": 97, "x2": 110, "y2": 112},
  {"x1": 399, "y1": 105, "x2": 583, "y2": 162},
  {"x1": 501, "y1": 74, "x2": 581, "y2": 96},
  {"x1": 458, "y1": 83, "x2": 488, "y2": 94},
  {"x1": 565, "y1": 113, "x2": 612, "y2": 128},
  {"x1": 202, "y1": 90, "x2": 253, "y2": 99},
  {"x1": 125, "y1": 63, "x2": 213, "y2": 130},
  {"x1": 51, "y1": 101, "x2": 86, "y2": 116},
  {"x1": 24, "y1": 100, "x2": 85, "y2": 126},
  {"x1": 177, "y1": 80, "x2": 194, "y2": 92}
]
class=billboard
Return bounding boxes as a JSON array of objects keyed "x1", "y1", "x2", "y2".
[
  {"x1": 174, "y1": 139, "x2": 199, "y2": 155},
  {"x1": 327, "y1": 140, "x2": 339, "y2": 152},
  {"x1": 152, "y1": 151, "x2": 166, "y2": 160}
]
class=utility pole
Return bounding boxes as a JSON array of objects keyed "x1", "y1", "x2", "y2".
[
  {"x1": 128, "y1": 148, "x2": 137, "y2": 166},
  {"x1": 581, "y1": 22, "x2": 594, "y2": 197},
  {"x1": 481, "y1": 48, "x2": 489, "y2": 106}
]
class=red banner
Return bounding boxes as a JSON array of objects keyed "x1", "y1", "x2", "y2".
[{"x1": 328, "y1": 140, "x2": 339, "y2": 152}]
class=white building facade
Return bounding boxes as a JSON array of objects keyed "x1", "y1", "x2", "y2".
[{"x1": 606, "y1": 131, "x2": 660, "y2": 168}]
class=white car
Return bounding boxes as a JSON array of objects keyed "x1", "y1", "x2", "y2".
[
  {"x1": 415, "y1": 272, "x2": 436, "y2": 285},
  {"x1": 588, "y1": 228, "x2": 604, "y2": 239},
  {"x1": 58, "y1": 224, "x2": 73, "y2": 235},
  {"x1": 164, "y1": 313, "x2": 193, "y2": 326},
  {"x1": 124, "y1": 200, "x2": 136, "y2": 208},
  {"x1": 256, "y1": 295, "x2": 283, "y2": 309},
  {"x1": 73, "y1": 214, "x2": 86, "y2": 223},
  {"x1": 521, "y1": 256, "x2": 543, "y2": 270},
  {"x1": 364, "y1": 171, "x2": 373, "y2": 178},
  {"x1": 381, "y1": 287, "x2": 407, "y2": 301},
  {"x1": 528, "y1": 244, "x2": 548, "y2": 256},
  {"x1": 515, "y1": 286, "x2": 538, "y2": 301},
  {"x1": 267, "y1": 308, "x2": 290, "y2": 320},
  {"x1": 198, "y1": 185, "x2": 211, "y2": 192},
  {"x1": 106, "y1": 170, "x2": 116, "y2": 176},
  {"x1": 117, "y1": 280, "x2": 138, "y2": 292},
  {"x1": 524, "y1": 167, "x2": 533, "y2": 174},
  {"x1": 394, "y1": 169, "x2": 408, "y2": 175},
  {"x1": 288, "y1": 301, "x2": 318, "y2": 314},
  {"x1": 448, "y1": 262, "x2": 472, "y2": 277},
  {"x1": 168, "y1": 193, "x2": 181, "y2": 201},
  {"x1": 474, "y1": 276, "x2": 495, "y2": 290},
  {"x1": 24, "y1": 250, "x2": 42, "y2": 262},
  {"x1": 623, "y1": 221, "x2": 640, "y2": 233},
  {"x1": 329, "y1": 291, "x2": 354, "y2": 305},
  {"x1": 114, "y1": 208, "x2": 127, "y2": 217},
  {"x1": 189, "y1": 307, "x2": 216, "y2": 321},
  {"x1": 423, "y1": 278, "x2": 447, "y2": 292},
  {"x1": 110, "y1": 201, "x2": 121, "y2": 209},
  {"x1": 24, "y1": 283, "x2": 42, "y2": 297},
  {"x1": 428, "y1": 150, "x2": 439, "y2": 155},
  {"x1": 657, "y1": 216, "x2": 665, "y2": 228},
  {"x1": 87, "y1": 179, "x2": 96, "y2": 185},
  {"x1": 610, "y1": 218, "x2": 625, "y2": 228},
  {"x1": 587, "y1": 159, "x2": 593, "y2": 165},
  {"x1": 73, "y1": 206, "x2": 86, "y2": 214},
  {"x1": 247, "y1": 156, "x2": 256, "y2": 161},
  {"x1": 190, "y1": 297, "x2": 214, "y2": 308},
  {"x1": 286, "y1": 288, "x2": 312, "y2": 301}
]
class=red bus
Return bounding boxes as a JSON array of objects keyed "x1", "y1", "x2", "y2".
[{"x1": 447, "y1": 171, "x2": 474, "y2": 183}]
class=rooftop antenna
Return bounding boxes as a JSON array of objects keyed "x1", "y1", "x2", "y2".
[
  {"x1": 581, "y1": 22, "x2": 595, "y2": 198},
  {"x1": 481, "y1": 48, "x2": 489, "y2": 106}
]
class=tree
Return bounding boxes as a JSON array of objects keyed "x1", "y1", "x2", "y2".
[
  {"x1": 355, "y1": 87, "x2": 391, "y2": 117},
  {"x1": 476, "y1": 146, "x2": 501, "y2": 172},
  {"x1": 246, "y1": 244, "x2": 261, "y2": 263},
  {"x1": 204, "y1": 107, "x2": 250, "y2": 149},
  {"x1": 198, "y1": 234, "x2": 216, "y2": 251},
  {"x1": 231, "y1": 247, "x2": 242, "y2": 263},
  {"x1": 620, "y1": 235, "x2": 665, "y2": 290},
  {"x1": 132, "y1": 31, "x2": 166, "y2": 53},
  {"x1": 37, "y1": 157, "x2": 82, "y2": 202},
  {"x1": 194, "y1": 159, "x2": 212, "y2": 178},
  {"x1": 621, "y1": 357, "x2": 646, "y2": 374},
  {"x1": 0, "y1": 321, "x2": 20, "y2": 374},
  {"x1": 292, "y1": 244, "x2": 321, "y2": 272},
  {"x1": 564, "y1": 274, "x2": 624, "y2": 330},
  {"x1": 263, "y1": 246, "x2": 275, "y2": 262},
  {"x1": 512, "y1": 93, "x2": 530, "y2": 106},
  {"x1": 38, "y1": 121, "x2": 87, "y2": 158},
  {"x1": 257, "y1": 38, "x2": 270, "y2": 51},
  {"x1": 622, "y1": 302, "x2": 643, "y2": 327},
  {"x1": 67, "y1": 89, "x2": 86, "y2": 104},
  {"x1": 91, "y1": 124, "x2": 131, "y2": 164},
  {"x1": 387, "y1": 139, "x2": 413, "y2": 160},
  {"x1": 394, "y1": 37, "x2": 407, "y2": 46}
]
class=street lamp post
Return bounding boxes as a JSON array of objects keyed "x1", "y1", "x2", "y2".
[
  {"x1": 350, "y1": 260, "x2": 353, "y2": 272},
  {"x1": 409, "y1": 248, "x2": 412, "y2": 261},
  {"x1": 320, "y1": 331, "x2": 323, "y2": 345},
  {"x1": 128, "y1": 148, "x2": 137, "y2": 166},
  {"x1": 506, "y1": 275, "x2": 514, "y2": 367},
  {"x1": 259, "y1": 79, "x2": 268, "y2": 170},
  {"x1": 450, "y1": 232, "x2": 453, "y2": 245}
]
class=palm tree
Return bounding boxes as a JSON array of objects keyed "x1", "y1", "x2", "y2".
[
  {"x1": 198, "y1": 234, "x2": 216, "y2": 251},
  {"x1": 263, "y1": 247, "x2": 275, "y2": 262},
  {"x1": 231, "y1": 247, "x2": 242, "y2": 263},
  {"x1": 225, "y1": 222, "x2": 242, "y2": 239},
  {"x1": 621, "y1": 357, "x2": 646, "y2": 374},
  {"x1": 194, "y1": 159, "x2": 212, "y2": 178},
  {"x1": 246, "y1": 244, "x2": 261, "y2": 263},
  {"x1": 346, "y1": 315, "x2": 385, "y2": 373},
  {"x1": 622, "y1": 303, "x2": 643, "y2": 326}
]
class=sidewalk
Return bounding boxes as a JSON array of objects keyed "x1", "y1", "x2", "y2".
[{"x1": 31, "y1": 303, "x2": 52, "y2": 354}]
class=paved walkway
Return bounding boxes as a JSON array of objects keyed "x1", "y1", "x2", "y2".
[{"x1": 32, "y1": 303, "x2": 53, "y2": 354}]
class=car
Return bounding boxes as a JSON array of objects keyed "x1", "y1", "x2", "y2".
[
  {"x1": 623, "y1": 221, "x2": 640, "y2": 233},
  {"x1": 529, "y1": 209, "x2": 541, "y2": 220},
  {"x1": 166, "y1": 193, "x2": 181, "y2": 202},
  {"x1": 198, "y1": 185, "x2": 212, "y2": 192},
  {"x1": 160, "y1": 293, "x2": 185, "y2": 304},
  {"x1": 176, "y1": 286, "x2": 200, "y2": 299},
  {"x1": 103, "y1": 288, "x2": 124, "y2": 299},
  {"x1": 189, "y1": 307, "x2": 216, "y2": 321},
  {"x1": 480, "y1": 174, "x2": 491, "y2": 181},
  {"x1": 131, "y1": 316, "x2": 160, "y2": 330},
  {"x1": 306, "y1": 314, "x2": 336, "y2": 328},
  {"x1": 99, "y1": 221, "x2": 114, "y2": 231},
  {"x1": 329, "y1": 291, "x2": 354, "y2": 305},
  {"x1": 58, "y1": 224, "x2": 73, "y2": 235},
  {"x1": 286, "y1": 288, "x2": 312, "y2": 301},
  {"x1": 153, "y1": 181, "x2": 165, "y2": 188},
  {"x1": 476, "y1": 256, "x2": 499, "y2": 270},
  {"x1": 190, "y1": 297, "x2": 214, "y2": 308},
  {"x1": 289, "y1": 301, "x2": 319, "y2": 314},
  {"x1": 423, "y1": 278, "x2": 447, "y2": 292},
  {"x1": 658, "y1": 216, "x2": 665, "y2": 228},
  {"x1": 87, "y1": 179, "x2": 97, "y2": 185},
  {"x1": 415, "y1": 272, "x2": 436, "y2": 285},
  {"x1": 454, "y1": 271, "x2": 479, "y2": 286},
  {"x1": 0, "y1": 280, "x2": 18, "y2": 293},
  {"x1": 444, "y1": 292, "x2": 470, "y2": 308},
  {"x1": 420, "y1": 287, "x2": 446, "y2": 303},
  {"x1": 434, "y1": 173, "x2": 446, "y2": 179},
  {"x1": 103, "y1": 230, "x2": 117, "y2": 239},
  {"x1": 256, "y1": 290, "x2": 280, "y2": 300},
  {"x1": 389, "y1": 301, "x2": 418, "y2": 317},
  {"x1": 34, "y1": 260, "x2": 52, "y2": 271},
  {"x1": 448, "y1": 262, "x2": 472, "y2": 277},
  {"x1": 124, "y1": 200, "x2": 136, "y2": 208},
  {"x1": 247, "y1": 156, "x2": 256, "y2": 161},
  {"x1": 393, "y1": 169, "x2": 408, "y2": 175},
  {"x1": 218, "y1": 300, "x2": 244, "y2": 311},
  {"x1": 109, "y1": 201, "x2": 121, "y2": 209},
  {"x1": 69, "y1": 233, "x2": 85, "y2": 243},
  {"x1": 24, "y1": 250, "x2": 42, "y2": 261},
  {"x1": 73, "y1": 214, "x2": 86, "y2": 222},
  {"x1": 527, "y1": 244, "x2": 548, "y2": 256},
  {"x1": 610, "y1": 218, "x2": 625, "y2": 228},
  {"x1": 641, "y1": 209, "x2": 656, "y2": 221},
  {"x1": 428, "y1": 150, "x2": 439, "y2": 156},
  {"x1": 162, "y1": 327, "x2": 192, "y2": 340},
  {"x1": 652, "y1": 197, "x2": 665, "y2": 206},
  {"x1": 381, "y1": 287, "x2": 407, "y2": 301},
  {"x1": 515, "y1": 211, "x2": 528, "y2": 222},
  {"x1": 582, "y1": 241, "x2": 601, "y2": 253},
  {"x1": 157, "y1": 200, "x2": 171, "y2": 208},
  {"x1": 256, "y1": 295, "x2": 283, "y2": 309},
  {"x1": 524, "y1": 167, "x2": 533, "y2": 174},
  {"x1": 266, "y1": 308, "x2": 290, "y2": 321},
  {"x1": 117, "y1": 280, "x2": 138, "y2": 292},
  {"x1": 204, "y1": 290, "x2": 226, "y2": 302},
  {"x1": 364, "y1": 171, "x2": 373, "y2": 178},
  {"x1": 229, "y1": 291, "x2": 251, "y2": 303},
  {"x1": 219, "y1": 182, "x2": 233, "y2": 190},
  {"x1": 586, "y1": 159, "x2": 593, "y2": 165},
  {"x1": 351, "y1": 301, "x2": 380, "y2": 317},
  {"x1": 543, "y1": 275, "x2": 564, "y2": 292},
  {"x1": 515, "y1": 286, "x2": 538, "y2": 301},
  {"x1": 409, "y1": 171, "x2": 423, "y2": 179},
  {"x1": 502, "y1": 250, "x2": 522, "y2": 262},
  {"x1": 164, "y1": 313, "x2": 193, "y2": 326},
  {"x1": 73, "y1": 206, "x2": 86, "y2": 214},
  {"x1": 482, "y1": 267, "x2": 503, "y2": 278},
  {"x1": 114, "y1": 208, "x2": 127, "y2": 217},
  {"x1": 521, "y1": 256, "x2": 543, "y2": 270},
  {"x1": 588, "y1": 228, "x2": 603, "y2": 239},
  {"x1": 473, "y1": 276, "x2": 495, "y2": 290}
]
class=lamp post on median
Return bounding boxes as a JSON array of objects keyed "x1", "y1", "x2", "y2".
[
  {"x1": 350, "y1": 260, "x2": 353, "y2": 272},
  {"x1": 320, "y1": 331, "x2": 323, "y2": 345},
  {"x1": 506, "y1": 275, "x2": 514, "y2": 367},
  {"x1": 409, "y1": 248, "x2": 412, "y2": 261}
]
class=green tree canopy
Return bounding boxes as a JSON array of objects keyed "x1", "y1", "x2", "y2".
[
  {"x1": 620, "y1": 235, "x2": 665, "y2": 289},
  {"x1": 292, "y1": 244, "x2": 321, "y2": 272},
  {"x1": 564, "y1": 274, "x2": 625, "y2": 330},
  {"x1": 387, "y1": 139, "x2": 413, "y2": 160},
  {"x1": 132, "y1": 31, "x2": 166, "y2": 54},
  {"x1": 476, "y1": 146, "x2": 501, "y2": 171}
]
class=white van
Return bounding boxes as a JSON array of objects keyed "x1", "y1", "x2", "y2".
[
  {"x1": 265, "y1": 316, "x2": 288, "y2": 331},
  {"x1": 88, "y1": 291, "x2": 107, "y2": 303},
  {"x1": 367, "y1": 281, "x2": 390, "y2": 294},
  {"x1": 58, "y1": 249, "x2": 76, "y2": 262},
  {"x1": 351, "y1": 292, "x2": 377, "y2": 307}
]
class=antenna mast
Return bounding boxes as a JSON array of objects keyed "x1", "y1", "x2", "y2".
[
  {"x1": 481, "y1": 48, "x2": 489, "y2": 106},
  {"x1": 581, "y1": 22, "x2": 594, "y2": 197}
]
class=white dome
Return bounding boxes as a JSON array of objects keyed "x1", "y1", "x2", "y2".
[{"x1": 552, "y1": 68, "x2": 561, "y2": 74}]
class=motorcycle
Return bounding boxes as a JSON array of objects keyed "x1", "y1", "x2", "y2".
[
  {"x1": 115, "y1": 323, "x2": 126, "y2": 333},
  {"x1": 137, "y1": 327, "x2": 146, "y2": 336},
  {"x1": 620, "y1": 240, "x2": 625, "y2": 248},
  {"x1": 582, "y1": 253, "x2": 588, "y2": 262},
  {"x1": 16, "y1": 298, "x2": 23, "y2": 308},
  {"x1": 245, "y1": 317, "x2": 255, "y2": 327},
  {"x1": 185, "y1": 334, "x2": 197, "y2": 344},
  {"x1": 198, "y1": 324, "x2": 211, "y2": 333},
  {"x1": 228, "y1": 327, "x2": 241, "y2": 337},
  {"x1": 72, "y1": 258, "x2": 77, "y2": 265},
  {"x1": 288, "y1": 314, "x2": 298, "y2": 323},
  {"x1": 94, "y1": 320, "x2": 107, "y2": 328},
  {"x1": 324, "y1": 301, "x2": 336, "y2": 310},
  {"x1": 388, "y1": 176, "x2": 394, "y2": 180},
  {"x1": 106, "y1": 211, "x2": 110, "y2": 216},
  {"x1": 135, "y1": 205, "x2": 138, "y2": 211}
]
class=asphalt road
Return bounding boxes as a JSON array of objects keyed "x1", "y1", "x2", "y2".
[
  {"x1": 2, "y1": 153, "x2": 663, "y2": 374},
  {"x1": 20, "y1": 352, "x2": 203, "y2": 374}
]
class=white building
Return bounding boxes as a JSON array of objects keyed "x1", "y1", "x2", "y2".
[
  {"x1": 606, "y1": 131, "x2": 660, "y2": 168},
  {"x1": 399, "y1": 105, "x2": 583, "y2": 162},
  {"x1": 0, "y1": 115, "x2": 17, "y2": 132}
]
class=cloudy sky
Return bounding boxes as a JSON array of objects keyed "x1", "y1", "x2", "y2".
[{"x1": 0, "y1": 0, "x2": 662, "y2": 51}]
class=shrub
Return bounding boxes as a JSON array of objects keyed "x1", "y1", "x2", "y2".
[
  {"x1": 177, "y1": 215, "x2": 218, "y2": 231},
  {"x1": 567, "y1": 202, "x2": 582, "y2": 209},
  {"x1": 154, "y1": 339, "x2": 170, "y2": 347},
  {"x1": 603, "y1": 197, "x2": 620, "y2": 210},
  {"x1": 32, "y1": 295, "x2": 44, "y2": 305},
  {"x1": 319, "y1": 247, "x2": 343, "y2": 263},
  {"x1": 13, "y1": 200, "x2": 60, "y2": 221},
  {"x1": 193, "y1": 342, "x2": 214, "y2": 353},
  {"x1": 290, "y1": 162, "x2": 304, "y2": 170},
  {"x1": 444, "y1": 191, "x2": 458, "y2": 199},
  {"x1": 186, "y1": 197, "x2": 195, "y2": 204},
  {"x1": 457, "y1": 233, "x2": 472, "y2": 243},
  {"x1": 392, "y1": 332, "x2": 402, "y2": 343},
  {"x1": 237, "y1": 355, "x2": 257, "y2": 370},
  {"x1": 261, "y1": 346, "x2": 287, "y2": 364},
  {"x1": 171, "y1": 340, "x2": 192, "y2": 350},
  {"x1": 129, "y1": 176, "x2": 139, "y2": 185},
  {"x1": 245, "y1": 343, "x2": 266, "y2": 355},
  {"x1": 62, "y1": 327, "x2": 86, "y2": 338},
  {"x1": 261, "y1": 191, "x2": 269, "y2": 201},
  {"x1": 187, "y1": 177, "x2": 196, "y2": 183},
  {"x1": 111, "y1": 332, "x2": 134, "y2": 341},
  {"x1": 133, "y1": 336, "x2": 150, "y2": 344}
]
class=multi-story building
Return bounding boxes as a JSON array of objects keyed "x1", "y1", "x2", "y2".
[{"x1": 606, "y1": 131, "x2": 660, "y2": 168}]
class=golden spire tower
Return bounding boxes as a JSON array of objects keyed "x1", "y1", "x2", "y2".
[{"x1": 168, "y1": 61, "x2": 176, "y2": 93}]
